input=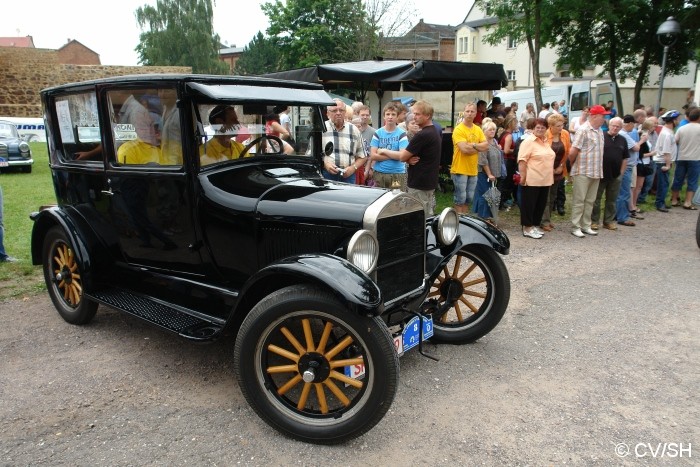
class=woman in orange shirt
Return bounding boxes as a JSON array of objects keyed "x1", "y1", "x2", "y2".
[
  {"x1": 540, "y1": 113, "x2": 571, "y2": 231},
  {"x1": 517, "y1": 118, "x2": 556, "y2": 239}
]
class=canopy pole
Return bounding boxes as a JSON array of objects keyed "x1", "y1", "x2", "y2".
[
  {"x1": 376, "y1": 86, "x2": 384, "y2": 127},
  {"x1": 451, "y1": 88, "x2": 456, "y2": 128}
]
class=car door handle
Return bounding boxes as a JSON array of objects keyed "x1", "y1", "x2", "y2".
[{"x1": 101, "y1": 189, "x2": 114, "y2": 196}]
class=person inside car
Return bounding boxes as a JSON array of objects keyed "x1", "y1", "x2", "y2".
[{"x1": 200, "y1": 105, "x2": 246, "y2": 165}]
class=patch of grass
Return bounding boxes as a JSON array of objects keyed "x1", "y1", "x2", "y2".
[{"x1": 1, "y1": 142, "x2": 56, "y2": 300}]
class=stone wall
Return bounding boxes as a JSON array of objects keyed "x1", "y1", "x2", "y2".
[{"x1": 0, "y1": 47, "x2": 190, "y2": 118}]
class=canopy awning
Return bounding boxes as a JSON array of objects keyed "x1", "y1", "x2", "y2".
[{"x1": 262, "y1": 59, "x2": 508, "y2": 125}]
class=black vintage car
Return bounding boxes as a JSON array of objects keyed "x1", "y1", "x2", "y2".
[{"x1": 32, "y1": 74, "x2": 510, "y2": 444}]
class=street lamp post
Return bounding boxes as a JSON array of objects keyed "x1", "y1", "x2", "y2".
[{"x1": 655, "y1": 16, "x2": 681, "y2": 115}]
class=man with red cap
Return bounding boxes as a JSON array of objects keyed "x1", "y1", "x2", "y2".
[{"x1": 568, "y1": 104, "x2": 610, "y2": 238}]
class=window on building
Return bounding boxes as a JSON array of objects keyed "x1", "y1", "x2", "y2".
[
  {"x1": 472, "y1": 36, "x2": 477, "y2": 53},
  {"x1": 459, "y1": 37, "x2": 466, "y2": 54},
  {"x1": 507, "y1": 36, "x2": 517, "y2": 49},
  {"x1": 507, "y1": 70, "x2": 516, "y2": 81}
]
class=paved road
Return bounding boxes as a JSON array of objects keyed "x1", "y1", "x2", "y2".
[{"x1": 1, "y1": 208, "x2": 698, "y2": 465}]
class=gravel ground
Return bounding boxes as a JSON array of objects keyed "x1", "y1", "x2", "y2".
[{"x1": 1, "y1": 208, "x2": 698, "y2": 466}]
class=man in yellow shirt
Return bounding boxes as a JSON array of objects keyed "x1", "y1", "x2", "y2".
[
  {"x1": 200, "y1": 105, "x2": 246, "y2": 165},
  {"x1": 117, "y1": 139, "x2": 161, "y2": 165},
  {"x1": 451, "y1": 102, "x2": 488, "y2": 213}
]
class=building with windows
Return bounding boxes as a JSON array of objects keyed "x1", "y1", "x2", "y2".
[{"x1": 455, "y1": 3, "x2": 698, "y2": 112}]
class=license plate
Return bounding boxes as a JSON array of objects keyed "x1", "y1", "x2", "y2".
[
  {"x1": 0, "y1": 159, "x2": 8, "y2": 167},
  {"x1": 344, "y1": 315, "x2": 434, "y2": 381},
  {"x1": 399, "y1": 315, "x2": 434, "y2": 354}
]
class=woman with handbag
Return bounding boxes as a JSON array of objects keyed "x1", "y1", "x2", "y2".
[
  {"x1": 631, "y1": 119, "x2": 656, "y2": 216},
  {"x1": 472, "y1": 120, "x2": 503, "y2": 222},
  {"x1": 540, "y1": 113, "x2": 571, "y2": 231}
]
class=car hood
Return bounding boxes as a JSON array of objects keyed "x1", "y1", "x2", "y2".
[{"x1": 200, "y1": 160, "x2": 386, "y2": 226}]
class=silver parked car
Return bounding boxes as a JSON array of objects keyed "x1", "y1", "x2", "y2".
[{"x1": 0, "y1": 120, "x2": 34, "y2": 173}]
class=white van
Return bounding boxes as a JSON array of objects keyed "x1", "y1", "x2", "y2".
[{"x1": 494, "y1": 82, "x2": 617, "y2": 124}]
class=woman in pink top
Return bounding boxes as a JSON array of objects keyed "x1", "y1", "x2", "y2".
[{"x1": 518, "y1": 118, "x2": 556, "y2": 238}]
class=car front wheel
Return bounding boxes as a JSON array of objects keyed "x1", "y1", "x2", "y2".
[
  {"x1": 42, "y1": 226, "x2": 97, "y2": 324},
  {"x1": 234, "y1": 285, "x2": 399, "y2": 444},
  {"x1": 429, "y1": 245, "x2": 510, "y2": 343}
]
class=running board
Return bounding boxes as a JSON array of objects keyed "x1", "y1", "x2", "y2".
[{"x1": 87, "y1": 288, "x2": 224, "y2": 341}]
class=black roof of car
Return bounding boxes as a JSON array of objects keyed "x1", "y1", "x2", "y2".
[{"x1": 41, "y1": 73, "x2": 334, "y2": 93}]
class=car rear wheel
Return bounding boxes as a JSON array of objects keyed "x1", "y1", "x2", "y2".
[
  {"x1": 429, "y1": 245, "x2": 510, "y2": 343},
  {"x1": 234, "y1": 285, "x2": 399, "y2": 444},
  {"x1": 42, "y1": 226, "x2": 97, "y2": 324}
]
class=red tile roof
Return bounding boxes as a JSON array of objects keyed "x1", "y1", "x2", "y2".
[{"x1": 0, "y1": 36, "x2": 35, "y2": 48}]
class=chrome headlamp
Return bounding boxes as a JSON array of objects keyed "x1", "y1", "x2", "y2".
[
  {"x1": 433, "y1": 208, "x2": 459, "y2": 246},
  {"x1": 346, "y1": 230, "x2": 379, "y2": 274}
]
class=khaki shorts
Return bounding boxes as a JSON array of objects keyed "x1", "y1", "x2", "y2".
[
  {"x1": 630, "y1": 166, "x2": 637, "y2": 188},
  {"x1": 407, "y1": 188, "x2": 435, "y2": 217},
  {"x1": 373, "y1": 171, "x2": 407, "y2": 191}
]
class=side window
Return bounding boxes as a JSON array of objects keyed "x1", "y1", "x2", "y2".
[
  {"x1": 54, "y1": 92, "x2": 101, "y2": 163},
  {"x1": 570, "y1": 91, "x2": 589, "y2": 112},
  {"x1": 107, "y1": 87, "x2": 182, "y2": 167}
]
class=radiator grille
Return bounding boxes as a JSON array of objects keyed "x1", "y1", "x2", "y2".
[{"x1": 375, "y1": 209, "x2": 425, "y2": 303}]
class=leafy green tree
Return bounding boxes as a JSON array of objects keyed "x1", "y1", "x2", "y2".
[
  {"x1": 477, "y1": 0, "x2": 550, "y2": 110},
  {"x1": 261, "y1": 0, "x2": 377, "y2": 68},
  {"x1": 551, "y1": 0, "x2": 699, "y2": 110},
  {"x1": 233, "y1": 32, "x2": 283, "y2": 75},
  {"x1": 135, "y1": 0, "x2": 228, "y2": 74}
]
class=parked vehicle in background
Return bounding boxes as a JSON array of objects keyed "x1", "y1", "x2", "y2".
[
  {"x1": 32, "y1": 74, "x2": 512, "y2": 444},
  {"x1": 0, "y1": 120, "x2": 34, "y2": 173},
  {"x1": 494, "y1": 81, "x2": 618, "y2": 124},
  {"x1": 0, "y1": 117, "x2": 46, "y2": 142}
]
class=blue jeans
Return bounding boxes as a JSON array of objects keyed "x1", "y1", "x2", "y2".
[
  {"x1": 671, "y1": 160, "x2": 700, "y2": 193},
  {"x1": 0, "y1": 186, "x2": 7, "y2": 260},
  {"x1": 637, "y1": 162, "x2": 656, "y2": 204},
  {"x1": 616, "y1": 166, "x2": 633, "y2": 222},
  {"x1": 655, "y1": 163, "x2": 670, "y2": 209},
  {"x1": 452, "y1": 174, "x2": 478, "y2": 206},
  {"x1": 322, "y1": 169, "x2": 356, "y2": 184},
  {"x1": 471, "y1": 172, "x2": 494, "y2": 218}
]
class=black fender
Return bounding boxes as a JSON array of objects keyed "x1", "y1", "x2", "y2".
[
  {"x1": 30, "y1": 207, "x2": 97, "y2": 292},
  {"x1": 456, "y1": 214, "x2": 510, "y2": 255},
  {"x1": 236, "y1": 254, "x2": 382, "y2": 318},
  {"x1": 426, "y1": 214, "x2": 510, "y2": 283}
]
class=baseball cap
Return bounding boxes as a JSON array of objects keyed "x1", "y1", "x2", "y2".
[{"x1": 589, "y1": 105, "x2": 611, "y2": 115}]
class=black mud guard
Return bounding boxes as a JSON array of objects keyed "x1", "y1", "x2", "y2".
[
  {"x1": 426, "y1": 214, "x2": 510, "y2": 283},
  {"x1": 239, "y1": 254, "x2": 382, "y2": 317},
  {"x1": 30, "y1": 207, "x2": 95, "y2": 291},
  {"x1": 456, "y1": 214, "x2": 510, "y2": 255}
]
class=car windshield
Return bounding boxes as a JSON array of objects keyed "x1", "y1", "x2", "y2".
[
  {"x1": 0, "y1": 123, "x2": 19, "y2": 139},
  {"x1": 195, "y1": 102, "x2": 324, "y2": 167}
]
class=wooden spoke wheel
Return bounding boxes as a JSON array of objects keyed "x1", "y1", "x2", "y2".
[
  {"x1": 234, "y1": 285, "x2": 398, "y2": 444},
  {"x1": 429, "y1": 246, "x2": 510, "y2": 344},
  {"x1": 42, "y1": 227, "x2": 97, "y2": 324}
]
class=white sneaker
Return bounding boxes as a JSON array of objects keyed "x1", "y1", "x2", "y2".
[
  {"x1": 533, "y1": 227, "x2": 545, "y2": 235},
  {"x1": 581, "y1": 227, "x2": 598, "y2": 235},
  {"x1": 522, "y1": 229, "x2": 543, "y2": 239},
  {"x1": 571, "y1": 228, "x2": 585, "y2": 238}
]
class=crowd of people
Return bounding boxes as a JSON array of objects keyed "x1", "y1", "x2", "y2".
[
  {"x1": 2, "y1": 95, "x2": 698, "y2": 264},
  {"x1": 323, "y1": 94, "x2": 699, "y2": 241}
]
